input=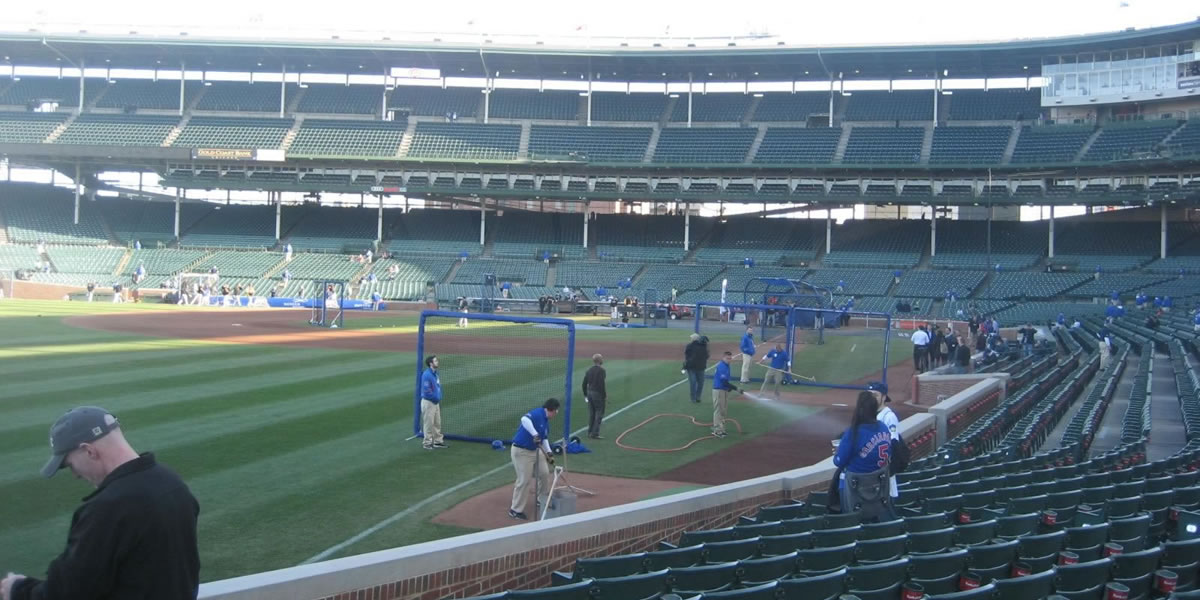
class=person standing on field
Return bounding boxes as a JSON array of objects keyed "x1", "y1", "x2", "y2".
[
  {"x1": 711, "y1": 351, "x2": 740, "y2": 438},
  {"x1": 739, "y1": 327, "x2": 756, "y2": 383},
  {"x1": 582, "y1": 354, "x2": 607, "y2": 439},
  {"x1": 1, "y1": 406, "x2": 200, "y2": 600},
  {"x1": 758, "y1": 343, "x2": 789, "y2": 400},
  {"x1": 508, "y1": 398, "x2": 559, "y2": 521},
  {"x1": 683, "y1": 333, "x2": 710, "y2": 404},
  {"x1": 420, "y1": 355, "x2": 447, "y2": 450}
]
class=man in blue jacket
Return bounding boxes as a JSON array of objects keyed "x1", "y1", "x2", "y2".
[
  {"x1": 739, "y1": 327, "x2": 756, "y2": 383},
  {"x1": 420, "y1": 356, "x2": 446, "y2": 450},
  {"x1": 757, "y1": 343, "x2": 790, "y2": 400},
  {"x1": 509, "y1": 398, "x2": 560, "y2": 520},
  {"x1": 712, "y1": 352, "x2": 741, "y2": 437}
]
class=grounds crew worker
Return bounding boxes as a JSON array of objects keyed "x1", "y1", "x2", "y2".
[
  {"x1": 739, "y1": 327, "x2": 756, "y2": 383},
  {"x1": 582, "y1": 354, "x2": 607, "y2": 439},
  {"x1": 712, "y1": 351, "x2": 740, "y2": 438},
  {"x1": 509, "y1": 398, "x2": 560, "y2": 521},
  {"x1": 420, "y1": 355, "x2": 447, "y2": 450},
  {"x1": 2, "y1": 406, "x2": 199, "y2": 600}
]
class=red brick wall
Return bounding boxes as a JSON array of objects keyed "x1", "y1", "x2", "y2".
[
  {"x1": 914, "y1": 377, "x2": 982, "y2": 406},
  {"x1": 314, "y1": 491, "x2": 790, "y2": 600}
]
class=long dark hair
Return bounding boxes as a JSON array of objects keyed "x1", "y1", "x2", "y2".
[{"x1": 849, "y1": 391, "x2": 879, "y2": 433}]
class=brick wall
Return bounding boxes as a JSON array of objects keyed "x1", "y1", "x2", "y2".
[
  {"x1": 314, "y1": 491, "x2": 785, "y2": 600},
  {"x1": 914, "y1": 376, "x2": 983, "y2": 406}
]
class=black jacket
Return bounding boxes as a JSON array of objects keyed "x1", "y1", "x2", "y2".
[
  {"x1": 13, "y1": 453, "x2": 200, "y2": 600},
  {"x1": 683, "y1": 340, "x2": 710, "y2": 371},
  {"x1": 956, "y1": 344, "x2": 972, "y2": 366},
  {"x1": 582, "y1": 365, "x2": 607, "y2": 400}
]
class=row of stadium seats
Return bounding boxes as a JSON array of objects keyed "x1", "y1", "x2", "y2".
[
  {"x1": 2, "y1": 109, "x2": 1192, "y2": 169},
  {"x1": 0, "y1": 77, "x2": 1048, "y2": 122}
]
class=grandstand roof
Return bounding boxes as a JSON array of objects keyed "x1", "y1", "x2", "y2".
[{"x1": 1, "y1": 20, "x2": 1198, "y2": 80}]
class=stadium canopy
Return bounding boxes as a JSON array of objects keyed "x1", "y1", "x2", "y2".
[{"x1": 0, "y1": 20, "x2": 1197, "y2": 80}]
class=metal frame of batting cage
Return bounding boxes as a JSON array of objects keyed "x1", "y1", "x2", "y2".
[
  {"x1": 412, "y1": 309, "x2": 577, "y2": 445},
  {"x1": 643, "y1": 287, "x2": 667, "y2": 328},
  {"x1": 789, "y1": 306, "x2": 894, "y2": 392},
  {"x1": 693, "y1": 301, "x2": 799, "y2": 350},
  {"x1": 743, "y1": 277, "x2": 833, "y2": 310},
  {"x1": 693, "y1": 301, "x2": 801, "y2": 385},
  {"x1": 310, "y1": 280, "x2": 346, "y2": 328}
]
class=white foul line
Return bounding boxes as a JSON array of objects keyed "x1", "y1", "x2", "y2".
[
  {"x1": 302, "y1": 366, "x2": 709, "y2": 565},
  {"x1": 850, "y1": 344, "x2": 857, "y2": 353}
]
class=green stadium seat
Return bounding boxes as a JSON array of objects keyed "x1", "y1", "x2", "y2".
[
  {"x1": 775, "y1": 568, "x2": 845, "y2": 600},
  {"x1": 0, "y1": 111, "x2": 69, "y2": 143},
  {"x1": 948, "y1": 89, "x2": 1040, "y2": 121},
  {"x1": 645, "y1": 545, "x2": 706, "y2": 571},
  {"x1": 735, "y1": 552, "x2": 798, "y2": 585},
  {"x1": 407, "y1": 122, "x2": 520, "y2": 160},
  {"x1": 288, "y1": 119, "x2": 406, "y2": 157},
  {"x1": 389, "y1": 86, "x2": 480, "y2": 117},
  {"x1": 844, "y1": 91, "x2": 932, "y2": 121},
  {"x1": 295, "y1": 84, "x2": 381, "y2": 115},
  {"x1": 993, "y1": 568, "x2": 1055, "y2": 600},
  {"x1": 666, "y1": 563, "x2": 738, "y2": 595},
  {"x1": 55, "y1": 114, "x2": 178, "y2": 146},
  {"x1": 590, "y1": 93, "x2": 668, "y2": 122},
  {"x1": 588, "y1": 569, "x2": 669, "y2": 600},
  {"x1": 653, "y1": 128, "x2": 756, "y2": 164}
]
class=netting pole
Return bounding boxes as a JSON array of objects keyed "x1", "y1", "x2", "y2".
[
  {"x1": 562, "y1": 326, "x2": 576, "y2": 443},
  {"x1": 413, "y1": 312, "x2": 428, "y2": 436},
  {"x1": 881, "y1": 314, "x2": 893, "y2": 387}
]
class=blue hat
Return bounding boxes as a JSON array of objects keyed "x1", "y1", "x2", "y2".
[{"x1": 867, "y1": 382, "x2": 888, "y2": 396}]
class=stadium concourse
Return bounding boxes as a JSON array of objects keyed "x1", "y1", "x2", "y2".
[{"x1": 0, "y1": 15, "x2": 1199, "y2": 600}]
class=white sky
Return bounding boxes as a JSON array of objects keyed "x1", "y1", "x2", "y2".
[{"x1": 2, "y1": 0, "x2": 1197, "y2": 47}]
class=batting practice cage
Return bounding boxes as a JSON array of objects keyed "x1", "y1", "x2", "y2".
[
  {"x1": 413, "y1": 310, "x2": 576, "y2": 445},
  {"x1": 310, "y1": 280, "x2": 346, "y2": 328},
  {"x1": 743, "y1": 277, "x2": 833, "y2": 310},
  {"x1": 643, "y1": 287, "x2": 667, "y2": 328},
  {"x1": 694, "y1": 302, "x2": 894, "y2": 392}
]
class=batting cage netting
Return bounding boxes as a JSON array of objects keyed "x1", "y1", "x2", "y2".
[
  {"x1": 694, "y1": 302, "x2": 894, "y2": 392},
  {"x1": 413, "y1": 310, "x2": 576, "y2": 445}
]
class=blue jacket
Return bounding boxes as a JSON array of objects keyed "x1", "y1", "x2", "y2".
[
  {"x1": 834, "y1": 422, "x2": 893, "y2": 474},
  {"x1": 740, "y1": 333, "x2": 756, "y2": 356},
  {"x1": 420, "y1": 368, "x2": 442, "y2": 404},
  {"x1": 766, "y1": 349, "x2": 789, "y2": 370},
  {"x1": 512, "y1": 407, "x2": 550, "y2": 450},
  {"x1": 1194, "y1": 312, "x2": 1200, "y2": 325},
  {"x1": 713, "y1": 360, "x2": 733, "y2": 391}
]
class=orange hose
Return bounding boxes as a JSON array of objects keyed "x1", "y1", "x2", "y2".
[{"x1": 614, "y1": 413, "x2": 744, "y2": 453}]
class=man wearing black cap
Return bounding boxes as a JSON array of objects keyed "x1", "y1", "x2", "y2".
[{"x1": 2, "y1": 406, "x2": 199, "y2": 600}]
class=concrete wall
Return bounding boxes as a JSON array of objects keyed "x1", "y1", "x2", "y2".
[{"x1": 198, "y1": 416, "x2": 939, "y2": 600}]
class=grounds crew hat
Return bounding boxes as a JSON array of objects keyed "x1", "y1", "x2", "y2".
[{"x1": 41, "y1": 406, "x2": 120, "y2": 478}]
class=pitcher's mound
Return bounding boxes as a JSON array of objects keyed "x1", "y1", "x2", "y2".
[{"x1": 434, "y1": 473, "x2": 704, "y2": 530}]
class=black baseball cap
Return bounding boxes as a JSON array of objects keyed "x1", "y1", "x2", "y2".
[{"x1": 41, "y1": 406, "x2": 120, "y2": 478}]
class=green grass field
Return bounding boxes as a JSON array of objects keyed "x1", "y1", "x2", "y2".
[{"x1": 0, "y1": 300, "x2": 902, "y2": 582}]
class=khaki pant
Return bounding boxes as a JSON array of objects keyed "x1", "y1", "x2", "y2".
[
  {"x1": 510, "y1": 445, "x2": 550, "y2": 516},
  {"x1": 761, "y1": 368, "x2": 783, "y2": 399},
  {"x1": 740, "y1": 354, "x2": 753, "y2": 382},
  {"x1": 712, "y1": 388, "x2": 729, "y2": 435},
  {"x1": 421, "y1": 400, "x2": 443, "y2": 447}
]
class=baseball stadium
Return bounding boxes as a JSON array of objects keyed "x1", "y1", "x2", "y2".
[{"x1": 1, "y1": 7, "x2": 1200, "y2": 600}]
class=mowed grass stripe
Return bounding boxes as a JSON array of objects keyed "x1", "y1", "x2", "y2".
[
  {"x1": 0, "y1": 342, "x2": 265, "y2": 379},
  {"x1": 187, "y1": 424, "x2": 510, "y2": 580},
  {"x1": 0, "y1": 351, "x2": 400, "y2": 459},
  {"x1": 1, "y1": 345, "x2": 326, "y2": 398},
  {"x1": 0, "y1": 347, "x2": 379, "y2": 415}
]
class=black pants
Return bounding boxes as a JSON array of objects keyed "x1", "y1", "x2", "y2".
[
  {"x1": 587, "y1": 393, "x2": 606, "y2": 436},
  {"x1": 914, "y1": 346, "x2": 929, "y2": 372}
]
